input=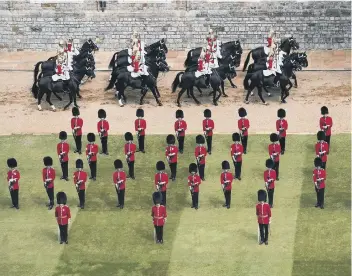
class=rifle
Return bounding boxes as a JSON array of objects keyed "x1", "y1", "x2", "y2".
[
  {"x1": 265, "y1": 172, "x2": 273, "y2": 192},
  {"x1": 115, "y1": 171, "x2": 123, "y2": 193},
  {"x1": 270, "y1": 144, "x2": 277, "y2": 161},
  {"x1": 166, "y1": 146, "x2": 173, "y2": 164},
  {"x1": 315, "y1": 168, "x2": 324, "y2": 190},
  {"x1": 157, "y1": 172, "x2": 163, "y2": 191},
  {"x1": 44, "y1": 168, "x2": 51, "y2": 189},
  {"x1": 176, "y1": 120, "x2": 182, "y2": 140},
  {"x1": 59, "y1": 143, "x2": 65, "y2": 163},
  {"x1": 222, "y1": 172, "x2": 229, "y2": 192},
  {"x1": 196, "y1": 146, "x2": 203, "y2": 167},
  {"x1": 232, "y1": 144, "x2": 238, "y2": 163},
  {"x1": 126, "y1": 143, "x2": 132, "y2": 163},
  {"x1": 137, "y1": 119, "x2": 142, "y2": 139},
  {"x1": 72, "y1": 117, "x2": 78, "y2": 139},
  {"x1": 8, "y1": 174, "x2": 16, "y2": 192},
  {"x1": 99, "y1": 120, "x2": 106, "y2": 139},
  {"x1": 278, "y1": 119, "x2": 284, "y2": 137},
  {"x1": 319, "y1": 142, "x2": 325, "y2": 158},
  {"x1": 204, "y1": 119, "x2": 210, "y2": 138},
  {"x1": 75, "y1": 171, "x2": 82, "y2": 193},
  {"x1": 87, "y1": 145, "x2": 93, "y2": 164},
  {"x1": 190, "y1": 175, "x2": 195, "y2": 195},
  {"x1": 322, "y1": 117, "x2": 329, "y2": 133},
  {"x1": 241, "y1": 119, "x2": 246, "y2": 137}
]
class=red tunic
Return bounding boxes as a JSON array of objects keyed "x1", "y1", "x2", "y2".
[
  {"x1": 268, "y1": 57, "x2": 273, "y2": 69},
  {"x1": 220, "y1": 172, "x2": 233, "y2": 191},
  {"x1": 71, "y1": 117, "x2": 83, "y2": 136},
  {"x1": 256, "y1": 202, "x2": 271, "y2": 224},
  {"x1": 113, "y1": 170, "x2": 126, "y2": 190},
  {"x1": 73, "y1": 170, "x2": 88, "y2": 190},
  {"x1": 131, "y1": 55, "x2": 135, "y2": 62},
  {"x1": 67, "y1": 44, "x2": 72, "y2": 52},
  {"x1": 264, "y1": 169, "x2": 277, "y2": 189},
  {"x1": 56, "y1": 65, "x2": 62, "y2": 74},
  {"x1": 315, "y1": 141, "x2": 329, "y2": 162},
  {"x1": 268, "y1": 143, "x2": 281, "y2": 162},
  {"x1": 313, "y1": 168, "x2": 326, "y2": 189},
  {"x1": 56, "y1": 142, "x2": 70, "y2": 162},
  {"x1": 151, "y1": 205, "x2": 167, "y2": 226},
  {"x1": 86, "y1": 144, "x2": 98, "y2": 162},
  {"x1": 133, "y1": 60, "x2": 140, "y2": 73},
  {"x1": 276, "y1": 119, "x2": 288, "y2": 138},
  {"x1": 205, "y1": 53, "x2": 211, "y2": 63},
  {"x1": 231, "y1": 143, "x2": 243, "y2": 162},
  {"x1": 197, "y1": 59, "x2": 204, "y2": 71},
  {"x1": 125, "y1": 142, "x2": 137, "y2": 162},
  {"x1": 203, "y1": 119, "x2": 215, "y2": 136},
  {"x1": 55, "y1": 205, "x2": 71, "y2": 225},
  {"x1": 154, "y1": 172, "x2": 169, "y2": 192},
  {"x1": 319, "y1": 116, "x2": 333, "y2": 136},
  {"x1": 165, "y1": 145, "x2": 178, "y2": 163},
  {"x1": 174, "y1": 120, "x2": 187, "y2": 137},
  {"x1": 267, "y1": 37, "x2": 272, "y2": 47},
  {"x1": 238, "y1": 118, "x2": 250, "y2": 136},
  {"x1": 135, "y1": 119, "x2": 147, "y2": 136},
  {"x1": 188, "y1": 174, "x2": 202, "y2": 193},
  {"x1": 42, "y1": 167, "x2": 56, "y2": 189},
  {"x1": 195, "y1": 145, "x2": 207, "y2": 165},
  {"x1": 7, "y1": 169, "x2": 20, "y2": 190},
  {"x1": 97, "y1": 120, "x2": 110, "y2": 137}
]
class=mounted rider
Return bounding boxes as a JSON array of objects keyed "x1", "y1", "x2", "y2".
[
  {"x1": 128, "y1": 31, "x2": 146, "y2": 65},
  {"x1": 52, "y1": 56, "x2": 70, "y2": 82},
  {"x1": 206, "y1": 28, "x2": 222, "y2": 69},
  {"x1": 64, "y1": 38, "x2": 79, "y2": 70},
  {"x1": 57, "y1": 40, "x2": 68, "y2": 66},
  {"x1": 195, "y1": 47, "x2": 211, "y2": 80}
]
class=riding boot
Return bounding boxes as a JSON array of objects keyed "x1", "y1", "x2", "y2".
[
  {"x1": 140, "y1": 75, "x2": 148, "y2": 94},
  {"x1": 205, "y1": 75, "x2": 210, "y2": 87},
  {"x1": 273, "y1": 75, "x2": 280, "y2": 87}
]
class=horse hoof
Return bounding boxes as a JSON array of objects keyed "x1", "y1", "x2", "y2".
[
  {"x1": 267, "y1": 93, "x2": 271, "y2": 97},
  {"x1": 262, "y1": 102, "x2": 269, "y2": 105},
  {"x1": 250, "y1": 92, "x2": 254, "y2": 96},
  {"x1": 51, "y1": 105, "x2": 56, "y2": 112},
  {"x1": 177, "y1": 103, "x2": 181, "y2": 107},
  {"x1": 244, "y1": 101, "x2": 249, "y2": 104},
  {"x1": 223, "y1": 94, "x2": 228, "y2": 97},
  {"x1": 158, "y1": 102, "x2": 163, "y2": 106},
  {"x1": 293, "y1": 85, "x2": 297, "y2": 88},
  {"x1": 78, "y1": 95, "x2": 82, "y2": 99},
  {"x1": 281, "y1": 100, "x2": 287, "y2": 104},
  {"x1": 213, "y1": 102, "x2": 218, "y2": 106},
  {"x1": 196, "y1": 102, "x2": 201, "y2": 105}
]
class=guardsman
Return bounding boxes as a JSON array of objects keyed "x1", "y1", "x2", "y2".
[
  {"x1": 264, "y1": 159, "x2": 276, "y2": 208},
  {"x1": 97, "y1": 109, "x2": 110, "y2": 155},
  {"x1": 86, "y1": 133, "x2": 99, "y2": 180},
  {"x1": 320, "y1": 106, "x2": 333, "y2": 150},
  {"x1": 71, "y1": 107, "x2": 83, "y2": 154},
  {"x1": 231, "y1": 132, "x2": 243, "y2": 180},
  {"x1": 256, "y1": 189, "x2": 271, "y2": 245},
  {"x1": 174, "y1": 109, "x2": 187, "y2": 154},
  {"x1": 238, "y1": 107, "x2": 250, "y2": 154},
  {"x1": 73, "y1": 159, "x2": 87, "y2": 209},
  {"x1": 165, "y1": 134, "x2": 178, "y2": 181},
  {"x1": 124, "y1": 132, "x2": 136, "y2": 179},
  {"x1": 113, "y1": 159, "x2": 126, "y2": 209},
  {"x1": 195, "y1": 135, "x2": 207, "y2": 181},
  {"x1": 315, "y1": 131, "x2": 329, "y2": 169},
  {"x1": 188, "y1": 163, "x2": 202, "y2": 210},
  {"x1": 151, "y1": 192, "x2": 167, "y2": 244},
  {"x1": 276, "y1": 108, "x2": 288, "y2": 155},
  {"x1": 7, "y1": 158, "x2": 20, "y2": 209},
  {"x1": 55, "y1": 192, "x2": 71, "y2": 244},
  {"x1": 155, "y1": 161, "x2": 168, "y2": 206},
  {"x1": 313, "y1": 157, "x2": 326, "y2": 209},
  {"x1": 203, "y1": 109, "x2": 215, "y2": 154},
  {"x1": 268, "y1": 133, "x2": 281, "y2": 180},
  {"x1": 220, "y1": 161, "x2": 233, "y2": 209},
  {"x1": 266, "y1": 28, "x2": 277, "y2": 57},
  {"x1": 135, "y1": 108, "x2": 147, "y2": 153},
  {"x1": 57, "y1": 131, "x2": 69, "y2": 181},
  {"x1": 43, "y1": 156, "x2": 56, "y2": 210}
]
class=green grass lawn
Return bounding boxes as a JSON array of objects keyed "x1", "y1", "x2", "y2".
[{"x1": 0, "y1": 134, "x2": 350, "y2": 276}]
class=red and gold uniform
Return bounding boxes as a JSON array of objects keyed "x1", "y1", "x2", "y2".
[
  {"x1": 188, "y1": 172, "x2": 202, "y2": 209},
  {"x1": 315, "y1": 141, "x2": 329, "y2": 168},
  {"x1": 320, "y1": 116, "x2": 333, "y2": 144},
  {"x1": 195, "y1": 145, "x2": 207, "y2": 180},
  {"x1": 73, "y1": 169, "x2": 88, "y2": 208},
  {"x1": 86, "y1": 142, "x2": 98, "y2": 180},
  {"x1": 97, "y1": 118, "x2": 110, "y2": 154},
  {"x1": 202, "y1": 111, "x2": 214, "y2": 154},
  {"x1": 151, "y1": 203, "x2": 167, "y2": 243},
  {"x1": 174, "y1": 118, "x2": 187, "y2": 153},
  {"x1": 220, "y1": 170, "x2": 233, "y2": 208},
  {"x1": 276, "y1": 118, "x2": 288, "y2": 154},
  {"x1": 71, "y1": 115, "x2": 83, "y2": 153},
  {"x1": 55, "y1": 203, "x2": 71, "y2": 244},
  {"x1": 43, "y1": 166, "x2": 56, "y2": 208},
  {"x1": 264, "y1": 168, "x2": 276, "y2": 207},
  {"x1": 165, "y1": 144, "x2": 178, "y2": 180},
  {"x1": 268, "y1": 142, "x2": 281, "y2": 179},
  {"x1": 231, "y1": 140, "x2": 243, "y2": 180},
  {"x1": 57, "y1": 140, "x2": 69, "y2": 180},
  {"x1": 313, "y1": 166, "x2": 326, "y2": 209},
  {"x1": 155, "y1": 171, "x2": 169, "y2": 206},
  {"x1": 125, "y1": 141, "x2": 137, "y2": 179},
  {"x1": 7, "y1": 168, "x2": 20, "y2": 208},
  {"x1": 256, "y1": 189, "x2": 272, "y2": 245},
  {"x1": 113, "y1": 169, "x2": 126, "y2": 208},
  {"x1": 238, "y1": 117, "x2": 250, "y2": 153},
  {"x1": 135, "y1": 116, "x2": 147, "y2": 152}
]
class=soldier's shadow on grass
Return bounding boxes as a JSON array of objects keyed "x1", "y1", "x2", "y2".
[
  {"x1": 0, "y1": 197, "x2": 11, "y2": 208},
  {"x1": 236, "y1": 229, "x2": 258, "y2": 242},
  {"x1": 41, "y1": 228, "x2": 59, "y2": 242},
  {"x1": 208, "y1": 196, "x2": 223, "y2": 208}
]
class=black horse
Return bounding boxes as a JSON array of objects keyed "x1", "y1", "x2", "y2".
[{"x1": 242, "y1": 36, "x2": 299, "y2": 71}]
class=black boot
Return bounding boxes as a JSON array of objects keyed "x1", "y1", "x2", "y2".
[
  {"x1": 205, "y1": 74, "x2": 210, "y2": 87},
  {"x1": 141, "y1": 76, "x2": 148, "y2": 94}
]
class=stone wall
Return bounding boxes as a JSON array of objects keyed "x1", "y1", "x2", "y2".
[{"x1": 0, "y1": 0, "x2": 350, "y2": 51}]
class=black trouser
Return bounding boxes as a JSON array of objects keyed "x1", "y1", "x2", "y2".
[
  {"x1": 46, "y1": 187, "x2": 54, "y2": 206},
  {"x1": 59, "y1": 224, "x2": 68, "y2": 242},
  {"x1": 154, "y1": 225, "x2": 163, "y2": 242},
  {"x1": 89, "y1": 161, "x2": 97, "y2": 178},
  {"x1": 191, "y1": 191, "x2": 199, "y2": 208},
  {"x1": 169, "y1": 162, "x2": 177, "y2": 179},
  {"x1": 273, "y1": 161, "x2": 280, "y2": 179},
  {"x1": 10, "y1": 189, "x2": 19, "y2": 207},
  {"x1": 78, "y1": 189, "x2": 85, "y2": 207},
  {"x1": 268, "y1": 188, "x2": 274, "y2": 207},
  {"x1": 161, "y1": 191, "x2": 167, "y2": 206},
  {"x1": 61, "y1": 161, "x2": 68, "y2": 179},
  {"x1": 259, "y1": 224, "x2": 269, "y2": 242},
  {"x1": 100, "y1": 136, "x2": 108, "y2": 154},
  {"x1": 241, "y1": 135, "x2": 248, "y2": 153},
  {"x1": 115, "y1": 188, "x2": 125, "y2": 206},
  {"x1": 325, "y1": 135, "x2": 331, "y2": 148},
  {"x1": 138, "y1": 135, "x2": 145, "y2": 151},
  {"x1": 224, "y1": 190, "x2": 231, "y2": 207},
  {"x1": 128, "y1": 161, "x2": 135, "y2": 178},
  {"x1": 74, "y1": 135, "x2": 82, "y2": 152},
  {"x1": 198, "y1": 163, "x2": 205, "y2": 179},
  {"x1": 233, "y1": 161, "x2": 242, "y2": 179},
  {"x1": 279, "y1": 137, "x2": 286, "y2": 153},
  {"x1": 177, "y1": 136, "x2": 185, "y2": 153},
  {"x1": 205, "y1": 136, "x2": 212, "y2": 153},
  {"x1": 315, "y1": 187, "x2": 325, "y2": 206},
  {"x1": 99, "y1": 1, "x2": 106, "y2": 9},
  {"x1": 322, "y1": 162, "x2": 326, "y2": 169}
]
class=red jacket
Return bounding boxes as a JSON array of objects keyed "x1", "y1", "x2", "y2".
[
  {"x1": 56, "y1": 65, "x2": 62, "y2": 74},
  {"x1": 267, "y1": 37, "x2": 272, "y2": 47},
  {"x1": 135, "y1": 119, "x2": 147, "y2": 136},
  {"x1": 154, "y1": 172, "x2": 169, "y2": 192},
  {"x1": 42, "y1": 167, "x2": 56, "y2": 189},
  {"x1": 133, "y1": 60, "x2": 140, "y2": 73},
  {"x1": 165, "y1": 145, "x2": 178, "y2": 163},
  {"x1": 205, "y1": 53, "x2": 211, "y2": 63},
  {"x1": 313, "y1": 168, "x2": 326, "y2": 189},
  {"x1": 231, "y1": 143, "x2": 243, "y2": 162},
  {"x1": 203, "y1": 119, "x2": 214, "y2": 136},
  {"x1": 195, "y1": 145, "x2": 207, "y2": 165},
  {"x1": 320, "y1": 116, "x2": 333, "y2": 136},
  {"x1": 220, "y1": 172, "x2": 233, "y2": 191},
  {"x1": 197, "y1": 59, "x2": 204, "y2": 71},
  {"x1": 315, "y1": 141, "x2": 329, "y2": 162},
  {"x1": 256, "y1": 202, "x2": 271, "y2": 224},
  {"x1": 113, "y1": 170, "x2": 126, "y2": 190},
  {"x1": 57, "y1": 142, "x2": 70, "y2": 162},
  {"x1": 238, "y1": 118, "x2": 250, "y2": 136},
  {"x1": 86, "y1": 143, "x2": 98, "y2": 162},
  {"x1": 67, "y1": 43, "x2": 72, "y2": 52},
  {"x1": 55, "y1": 205, "x2": 71, "y2": 225},
  {"x1": 71, "y1": 117, "x2": 83, "y2": 136},
  {"x1": 268, "y1": 57, "x2": 273, "y2": 69},
  {"x1": 151, "y1": 205, "x2": 167, "y2": 226},
  {"x1": 174, "y1": 120, "x2": 187, "y2": 137},
  {"x1": 276, "y1": 119, "x2": 288, "y2": 138},
  {"x1": 73, "y1": 170, "x2": 88, "y2": 190},
  {"x1": 125, "y1": 142, "x2": 137, "y2": 162},
  {"x1": 264, "y1": 169, "x2": 276, "y2": 189},
  {"x1": 268, "y1": 143, "x2": 281, "y2": 162},
  {"x1": 7, "y1": 169, "x2": 20, "y2": 190},
  {"x1": 97, "y1": 120, "x2": 110, "y2": 137},
  {"x1": 188, "y1": 174, "x2": 201, "y2": 193}
]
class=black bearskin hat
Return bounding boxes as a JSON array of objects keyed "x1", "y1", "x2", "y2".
[
  {"x1": 166, "y1": 134, "x2": 175, "y2": 144},
  {"x1": 136, "y1": 108, "x2": 144, "y2": 117},
  {"x1": 7, "y1": 158, "x2": 17, "y2": 168},
  {"x1": 156, "y1": 161, "x2": 165, "y2": 171},
  {"x1": 270, "y1": 133, "x2": 279, "y2": 143},
  {"x1": 176, "y1": 109, "x2": 184, "y2": 119},
  {"x1": 265, "y1": 159, "x2": 274, "y2": 169},
  {"x1": 87, "y1": 133, "x2": 96, "y2": 142},
  {"x1": 56, "y1": 191, "x2": 67, "y2": 205},
  {"x1": 59, "y1": 131, "x2": 67, "y2": 140},
  {"x1": 189, "y1": 163, "x2": 198, "y2": 173},
  {"x1": 317, "y1": 131, "x2": 325, "y2": 141},
  {"x1": 258, "y1": 189, "x2": 267, "y2": 202},
  {"x1": 153, "y1": 191, "x2": 162, "y2": 205},
  {"x1": 232, "y1": 132, "x2": 240, "y2": 142},
  {"x1": 125, "y1": 132, "x2": 133, "y2": 141},
  {"x1": 314, "y1": 157, "x2": 322, "y2": 167},
  {"x1": 114, "y1": 159, "x2": 123, "y2": 169},
  {"x1": 98, "y1": 109, "x2": 106, "y2": 119},
  {"x1": 196, "y1": 134, "x2": 205, "y2": 144},
  {"x1": 277, "y1": 108, "x2": 286, "y2": 118},
  {"x1": 72, "y1": 106, "x2": 80, "y2": 116},
  {"x1": 321, "y1": 106, "x2": 329, "y2": 115},
  {"x1": 76, "y1": 159, "x2": 83, "y2": 169},
  {"x1": 204, "y1": 109, "x2": 211, "y2": 118},
  {"x1": 222, "y1": 160, "x2": 230, "y2": 170},
  {"x1": 43, "y1": 156, "x2": 53, "y2": 167},
  {"x1": 238, "y1": 107, "x2": 247, "y2": 118}
]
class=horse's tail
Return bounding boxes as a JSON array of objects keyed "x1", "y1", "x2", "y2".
[
  {"x1": 32, "y1": 62, "x2": 42, "y2": 98},
  {"x1": 108, "y1": 52, "x2": 119, "y2": 69},
  {"x1": 105, "y1": 70, "x2": 118, "y2": 91},
  {"x1": 172, "y1": 72, "x2": 184, "y2": 93},
  {"x1": 242, "y1": 50, "x2": 252, "y2": 72},
  {"x1": 184, "y1": 50, "x2": 192, "y2": 68}
]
